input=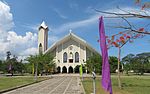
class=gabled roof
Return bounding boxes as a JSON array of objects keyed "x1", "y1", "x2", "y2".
[{"x1": 44, "y1": 32, "x2": 100, "y2": 55}]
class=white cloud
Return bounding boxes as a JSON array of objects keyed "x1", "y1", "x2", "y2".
[
  {"x1": 7, "y1": 31, "x2": 37, "y2": 46},
  {"x1": 53, "y1": 14, "x2": 99, "y2": 33},
  {"x1": 52, "y1": 6, "x2": 150, "y2": 34},
  {"x1": 20, "y1": 47, "x2": 38, "y2": 56},
  {"x1": 0, "y1": 1, "x2": 14, "y2": 31},
  {"x1": 0, "y1": 1, "x2": 38, "y2": 60},
  {"x1": 21, "y1": 23, "x2": 39, "y2": 31},
  {"x1": 69, "y1": 3, "x2": 78, "y2": 10},
  {"x1": 53, "y1": 8, "x2": 67, "y2": 19},
  {"x1": 48, "y1": 35, "x2": 59, "y2": 43}
]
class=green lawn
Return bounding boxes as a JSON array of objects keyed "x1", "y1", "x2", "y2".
[
  {"x1": 0, "y1": 76, "x2": 49, "y2": 91},
  {"x1": 82, "y1": 76, "x2": 150, "y2": 94}
]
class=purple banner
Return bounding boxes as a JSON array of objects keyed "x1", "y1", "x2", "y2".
[{"x1": 99, "y1": 16, "x2": 113, "y2": 94}]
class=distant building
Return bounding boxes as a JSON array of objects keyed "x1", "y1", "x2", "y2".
[{"x1": 38, "y1": 21, "x2": 99, "y2": 73}]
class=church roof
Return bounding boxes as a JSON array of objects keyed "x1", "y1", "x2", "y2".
[{"x1": 44, "y1": 32, "x2": 100, "y2": 55}]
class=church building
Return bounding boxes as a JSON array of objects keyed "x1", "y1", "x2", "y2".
[{"x1": 38, "y1": 21, "x2": 99, "y2": 73}]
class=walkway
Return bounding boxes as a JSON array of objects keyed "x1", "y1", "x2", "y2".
[{"x1": 3, "y1": 75, "x2": 84, "y2": 94}]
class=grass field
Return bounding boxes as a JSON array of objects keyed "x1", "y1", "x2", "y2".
[
  {"x1": 0, "y1": 76, "x2": 49, "y2": 91},
  {"x1": 82, "y1": 76, "x2": 150, "y2": 94}
]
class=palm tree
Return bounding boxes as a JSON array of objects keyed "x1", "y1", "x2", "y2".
[{"x1": 26, "y1": 53, "x2": 55, "y2": 80}]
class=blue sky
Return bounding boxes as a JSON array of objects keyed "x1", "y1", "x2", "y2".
[{"x1": 0, "y1": 0, "x2": 150, "y2": 60}]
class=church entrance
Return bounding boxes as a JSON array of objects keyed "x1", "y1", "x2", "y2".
[
  {"x1": 68, "y1": 66, "x2": 73, "y2": 73},
  {"x1": 62, "y1": 66, "x2": 67, "y2": 73},
  {"x1": 57, "y1": 66, "x2": 61, "y2": 73}
]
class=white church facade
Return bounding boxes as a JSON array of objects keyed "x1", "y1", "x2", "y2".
[{"x1": 38, "y1": 21, "x2": 99, "y2": 73}]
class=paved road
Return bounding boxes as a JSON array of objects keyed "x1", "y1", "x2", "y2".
[{"x1": 3, "y1": 76, "x2": 84, "y2": 94}]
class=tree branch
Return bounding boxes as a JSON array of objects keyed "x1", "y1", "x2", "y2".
[{"x1": 95, "y1": 9, "x2": 150, "y2": 19}]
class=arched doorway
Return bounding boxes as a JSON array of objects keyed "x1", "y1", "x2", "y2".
[
  {"x1": 74, "y1": 65, "x2": 80, "y2": 73},
  {"x1": 39, "y1": 43, "x2": 42, "y2": 54},
  {"x1": 57, "y1": 66, "x2": 61, "y2": 73},
  {"x1": 82, "y1": 66, "x2": 86, "y2": 73},
  {"x1": 68, "y1": 66, "x2": 73, "y2": 73},
  {"x1": 62, "y1": 66, "x2": 67, "y2": 73}
]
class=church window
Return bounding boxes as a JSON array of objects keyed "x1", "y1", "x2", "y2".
[
  {"x1": 63, "y1": 52, "x2": 67, "y2": 63},
  {"x1": 69, "y1": 52, "x2": 73, "y2": 59},
  {"x1": 69, "y1": 52, "x2": 73, "y2": 63},
  {"x1": 75, "y1": 52, "x2": 79, "y2": 62}
]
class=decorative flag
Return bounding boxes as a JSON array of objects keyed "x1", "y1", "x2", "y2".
[
  {"x1": 8, "y1": 64, "x2": 12, "y2": 71},
  {"x1": 32, "y1": 63, "x2": 34, "y2": 74},
  {"x1": 79, "y1": 64, "x2": 83, "y2": 77},
  {"x1": 99, "y1": 16, "x2": 113, "y2": 94}
]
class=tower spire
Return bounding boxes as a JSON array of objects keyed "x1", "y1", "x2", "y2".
[
  {"x1": 39, "y1": 21, "x2": 49, "y2": 30},
  {"x1": 38, "y1": 21, "x2": 49, "y2": 53}
]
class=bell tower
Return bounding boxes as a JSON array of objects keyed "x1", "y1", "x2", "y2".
[{"x1": 38, "y1": 21, "x2": 49, "y2": 54}]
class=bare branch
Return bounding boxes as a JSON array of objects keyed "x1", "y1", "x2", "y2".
[
  {"x1": 95, "y1": 8, "x2": 150, "y2": 35},
  {"x1": 120, "y1": 38, "x2": 130, "y2": 48},
  {"x1": 113, "y1": 26, "x2": 150, "y2": 35},
  {"x1": 95, "y1": 9, "x2": 150, "y2": 19},
  {"x1": 121, "y1": 17, "x2": 137, "y2": 30},
  {"x1": 121, "y1": 17, "x2": 132, "y2": 28},
  {"x1": 131, "y1": 29, "x2": 150, "y2": 34},
  {"x1": 119, "y1": 27, "x2": 150, "y2": 34}
]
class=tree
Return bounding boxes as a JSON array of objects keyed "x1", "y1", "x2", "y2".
[
  {"x1": 24, "y1": 63, "x2": 33, "y2": 73},
  {"x1": 134, "y1": 53, "x2": 150, "y2": 75},
  {"x1": 85, "y1": 54, "x2": 102, "y2": 74},
  {"x1": 109, "y1": 56, "x2": 118, "y2": 73},
  {"x1": 122, "y1": 54, "x2": 135, "y2": 75},
  {"x1": 96, "y1": 1, "x2": 150, "y2": 35},
  {"x1": 6, "y1": 51, "x2": 11, "y2": 60},
  {"x1": 0, "y1": 60, "x2": 4, "y2": 72},
  {"x1": 42, "y1": 53, "x2": 55, "y2": 74},
  {"x1": 122, "y1": 52, "x2": 150, "y2": 75},
  {"x1": 3, "y1": 52, "x2": 25, "y2": 75},
  {"x1": 96, "y1": 0, "x2": 150, "y2": 88},
  {"x1": 86, "y1": 54, "x2": 119, "y2": 74},
  {"x1": 26, "y1": 53, "x2": 55, "y2": 79}
]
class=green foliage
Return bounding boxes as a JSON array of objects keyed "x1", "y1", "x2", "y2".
[
  {"x1": 24, "y1": 63, "x2": 32, "y2": 73},
  {"x1": 86, "y1": 54, "x2": 118, "y2": 74},
  {"x1": 109, "y1": 56, "x2": 118, "y2": 73},
  {"x1": 0, "y1": 52, "x2": 25, "y2": 75},
  {"x1": 85, "y1": 54, "x2": 102, "y2": 74},
  {"x1": 0, "y1": 60, "x2": 5, "y2": 72},
  {"x1": 10, "y1": 56, "x2": 25, "y2": 74},
  {"x1": 122, "y1": 52, "x2": 150, "y2": 75},
  {"x1": 122, "y1": 54, "x2": 135, "y2": 74},
  {"x1": 25, "y1": 53, "x2": 55, "y2": 75}
]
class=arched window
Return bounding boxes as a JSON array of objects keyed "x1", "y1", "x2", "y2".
[
  {"x1": 69, "y1": 52, "x2": 73, "y2": 59},
  {"x1": 75, "y1": 52, "x2": 79, "y2": 62},
  {"x1": 63, "y1": 52, "x2": 67, "y2": 63}
]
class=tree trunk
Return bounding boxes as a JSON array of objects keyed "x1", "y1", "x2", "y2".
[{"x1": 118, "y1": 47, "x2": 122, "y2": 89}]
